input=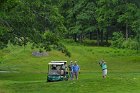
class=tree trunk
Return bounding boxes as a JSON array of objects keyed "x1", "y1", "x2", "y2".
[
  {"x1": 105, "y1": 30, "x2": 109, "y2": 43},
  {"x1": 106, "y1": 34, "x2": 108, "y2": 43},
  {"x1": 126, "y1": 23, "x2": 128, "y2": 40},
  {"x1": 96, "y1": 29, "x2": 100, "y2": 46},
  {"x1": 80, "y1": 33, "x2": 83, "y2": 43},
  {"x1": 89, "y1": 32, "x2": 93, "y2": 40},
  {"x1": 100, "y1": 30, "x2": 103, "y2": 45},
  {"x1": 79, "y1": 34, "x2": 81, "y2": 43},
  {"x1": 73, "y1": 33, "x2": 77, "y2": 42}
]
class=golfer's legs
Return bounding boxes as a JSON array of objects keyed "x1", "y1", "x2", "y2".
[
  {"x1": 75, "y1": 72, "x2": 78, "y2": 80},
  {"x1": 102, "y1": 69, "x2": 107, "y2": 78},
  {"x1": 70, "y1": 71, "x2": 73, "y2": 80}
]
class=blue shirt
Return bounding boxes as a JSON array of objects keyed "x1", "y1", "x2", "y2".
[
  {"x1": 101, "y1": 63, "x2": 107, "y2": 70},
  {"x1": 73, "y1": 65, "x2": 80, "y2": 72}
]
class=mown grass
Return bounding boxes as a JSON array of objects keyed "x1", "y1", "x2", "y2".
[
  {"x1": 0, "y1": 72, "x2": 139, "y2": 93},
  {"x1": 0, "y1": 42, "x2": 140, "y2": 93}
]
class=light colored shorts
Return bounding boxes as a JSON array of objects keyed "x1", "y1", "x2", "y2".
[{"x1": 102, "y1": 69, "x2": 107, "y2": 76}]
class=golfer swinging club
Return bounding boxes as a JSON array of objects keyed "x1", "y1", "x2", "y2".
[{"x1": 99, "y1": 60, "x2": 107, "y2": 78}]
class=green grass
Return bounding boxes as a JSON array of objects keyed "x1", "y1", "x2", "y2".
[{"x1": 0, "y1": 43, "x2": 140, "y2": 93}]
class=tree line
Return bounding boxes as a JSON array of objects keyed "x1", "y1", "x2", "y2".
[
  {"x1": 61, "y1": 0, "x2": 140, "y2": 49},
  {"x1": 0, "y1": 0, "x2": 140, "y2": 56}
]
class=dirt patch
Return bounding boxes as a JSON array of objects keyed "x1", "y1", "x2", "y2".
[{"x1": 32, "y1": 51, "x2": 48, "y2": 57}]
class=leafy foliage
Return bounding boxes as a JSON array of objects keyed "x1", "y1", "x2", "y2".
[
  {"x1": 122, "y1": 39, "x2": 139, "y2": 50},
  {"x1": 60, "y1": 0, "x2": 140, "y2": 49},
  {"x1": 111, "y1": 32, "x2": 124, "y2": 48},
  {"x1": 0, "y1": 0, "x2": 70, "y2": 57},
  {"x1": 0, "y1": 0, "x2": 140, "y2": 54}
]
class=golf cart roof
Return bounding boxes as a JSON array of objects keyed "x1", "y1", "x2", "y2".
[
  {"x1": 48, "y1": 63, "x2": 64, "y2": 65},
  {"x1": 51, "y1": 61, "x2": 67, "y2": 63}
]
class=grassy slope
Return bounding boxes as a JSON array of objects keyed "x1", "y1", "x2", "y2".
[{"x1": 0, "y1": 43, "x2": 140, "y2": 93}]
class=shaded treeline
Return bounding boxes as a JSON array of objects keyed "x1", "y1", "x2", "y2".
[{"x1": 0, "y1": 0, "x2": 140, "y2": 53}]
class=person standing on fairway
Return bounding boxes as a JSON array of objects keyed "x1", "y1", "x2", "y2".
[
  {"x1": 72, "y1": 61, "x2": 80, "y2": 80},
  {"x1": 99, "y1": 60, "x2": 107, "y2": 78},
  {"x1": 68, "y1": 61, "x2": 74, "y2": 80}
]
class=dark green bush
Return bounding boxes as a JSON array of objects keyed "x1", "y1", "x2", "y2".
[
  {"x1": 122, "y1": 39, "x2": 139, "y2": 50},
  {"x1": 111, "y1": 32, "x2": 124, "y2": 48},
  {"x1": 111, "y1": 32, "x2": 139, "y2": 51}
]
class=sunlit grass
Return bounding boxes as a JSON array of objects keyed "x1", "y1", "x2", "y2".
[{"x1": 0, "y1": 43, "x2": 140, "y2": 93}]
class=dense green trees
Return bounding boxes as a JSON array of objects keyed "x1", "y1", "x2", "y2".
[
  {"x1": 61, "y1": 0, "x2": 140, "y2": 50},
  {"x1": 0, "y1": 0, "x2": 70, "y2": 56},
  {"x1": 0, "y1": 0, "x2": 140, "y2": 53}
]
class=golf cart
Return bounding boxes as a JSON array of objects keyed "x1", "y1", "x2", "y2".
[{"x1": 47, "y1": 61, "x2": 69, "y2": 82}]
